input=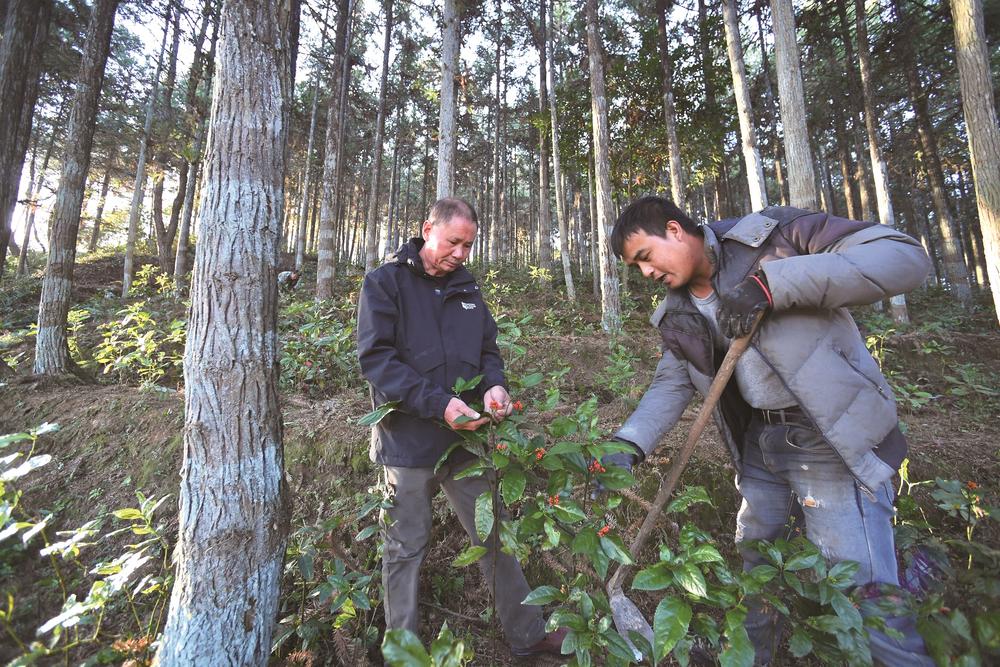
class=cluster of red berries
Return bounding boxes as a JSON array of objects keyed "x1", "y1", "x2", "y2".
[
  {"x1": 597, "y1": 525, "x2": 611, "y2": 537},
  {"x1": 490, "y1": 400, "x2": 502, "y2": 411},
  {"x1": 513, "y1": 400, "x2": 524, "y2": 411},
  {"x1": 534, "y1": 448, "x2": 546, "y2": 460},
  {"x1": 588, "y1": 460, "x2": 606, "y2": 474},
  {"x1": 967, "y1": 481, "x2": 979, "y2": 490},
  {"x1": 496, "y1": 442, "x2": 508, "y2": 452},
  {"x1": 547, "y1": 495, "x2": 560, "y2": 506}
]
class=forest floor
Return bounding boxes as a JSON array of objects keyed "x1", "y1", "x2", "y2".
[{"x1": 1, "y1": 251, "x2": 998, "y2": 666}]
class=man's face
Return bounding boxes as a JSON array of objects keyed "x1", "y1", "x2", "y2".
[
  {"x1": 419, "y1": 216, "x2": 477, "y2": 276},
  {"x1": 621, "y1": 221, "x2": 705, "y2": 289}
]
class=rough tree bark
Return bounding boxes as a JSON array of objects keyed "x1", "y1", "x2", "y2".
[
  {"x1": 585, "y1": 0, "x2": 620, "y2": 332},
  {"x1": 150, "y1": 2, "x2": 181, "y2": 273},
  {"x1": 755, "y1": 4, "x2": 787, "y2": 207},
  {"x1": 154, "y1": 0, "x2": 299, "y2": 663},
  {"x1": 0, "y1": 0, "x2": 51, "y2": 282},
  {"x1": 950, "y1": 0, "x2": 1000, "y2": 324},
  {"x1": 655, "y1": 0, "x2": 685, "y2": 208},
  {"x1": 315, "y1": 0, "x2": 353, "y2": 299},
  {"x1": 122, "y1": 5, "x2": 171, "y2": 297},
  {"x1": 770, "y1": 0, "x2": 817, "y2": 209},
  {"x1": 33, "y1": 0, "x2": 120, "y2": 375},
  {"x1": 546, "y1": 0, "x2": 574, "y2": 299},
  {"x1": 364, "y1": 0, "x2": 394, "y2": 273},
  {"x1": 435, "y1": 0, "x2": 459, "y2": 199},
  {"x1": 893, "y1": 0, "x2": 972, "y2": 306},
  {"x1": 722, "y1": 0, "x2": 767, "y2": 211}
]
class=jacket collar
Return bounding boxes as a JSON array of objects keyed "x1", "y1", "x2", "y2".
[{"x1": 392, "y1": 237, "x2": 475, "y2": 288}]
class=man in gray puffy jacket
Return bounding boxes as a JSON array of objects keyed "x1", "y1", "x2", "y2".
[{"x1": 606, "y1": 196, "x2": 933, "y2": 666}]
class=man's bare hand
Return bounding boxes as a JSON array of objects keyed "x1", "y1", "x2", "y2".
[
  {"x1": 483, "y1": 385, "x2": 513, "y2": 421},
  {"x1": 444, "y1": 397, "x2": 489, "y2": 431}
]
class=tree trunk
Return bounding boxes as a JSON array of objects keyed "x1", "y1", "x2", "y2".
[
  {"x1": 33, "y1": 0, "x2": 119, "y2": 375},
  {"x1": 296, "y1": 74, "x2": 320, "y2": 270},
  {"x1": 435, "y1": 0, "x2": 459, "y2": 199},
  {"x1": 123, "y1": 5, "x2": 171, "y2": 296},
  {"x1": 546, "y1": 0, "x2": 574, "y2": 299},
  {"x1": 86, "y1": 167, "x2": 112, "y2": 253},
  {"x1": 364, "y1": 0, "x2": 394, "y2": 273},
  {"x1": 892, "y1": 0, "x2": 972, "y2": 306},
  {"x1": 154, "y1": 1, "x2": 298, "y2": 663},
  {"x1": 315, "y1": 0, "x2": 353, "y2": 299},
  {"x1": 0, "y1": 0, "x2": 51, "y2": 282},
  {"x1": 533, "y1": 0, "x2": 553, "y2": 273},
  {"x1": 951, "y1": 0, "x2": 1000, "y2": 323},
  {"x1": 722, "y1": 0, "x2": 767, "y2": 211},
  {"x1": 755, "y1": 5, "x2": 787, "y2": 207},
  {"x1": 585, "y1": 0, "x2": 620, "y2": 332},
  {"x1": 490, "y1": 0, "x2": 503, "y2": 265},
  {"x1": 770, "y1": 0, "x2": 817, "y2": 209},
  {"x1": 150, "y1": 3, "x2": 181, "y2": 274},
  {"x1": 854, "y1": 0, "x2": 908, "y2": 324},
  {"x1": 655, "y1": 0, "x2": 685, "y2": 208}
]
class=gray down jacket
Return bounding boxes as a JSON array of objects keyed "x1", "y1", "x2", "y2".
[{"x1": 614, "y1": 207, "x2": 931, "y2": 495}]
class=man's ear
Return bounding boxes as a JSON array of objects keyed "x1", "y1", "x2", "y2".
[
  {"x1": 665, "y1": 219, "x2": 681, "y2": 238},
  {"x1": 421, "y1": 220, "x2": 433, "y2": 239}
]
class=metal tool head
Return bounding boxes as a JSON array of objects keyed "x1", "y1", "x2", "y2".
[{"x1": 609, "y1": 589, "x2": 654, "y2": 662}]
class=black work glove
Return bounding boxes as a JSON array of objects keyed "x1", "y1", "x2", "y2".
[{"x1": 717, "y1": 270, "x2": 773, "y2": 338}]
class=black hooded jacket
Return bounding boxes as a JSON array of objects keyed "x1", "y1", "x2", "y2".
[{"x1": 357, "y1": 238, "x2": 505, "y2": 467}]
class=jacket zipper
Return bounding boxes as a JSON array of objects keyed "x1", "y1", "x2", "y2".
[{"x1": 835, "y1": 348, "x2": 888, "y2": 398}]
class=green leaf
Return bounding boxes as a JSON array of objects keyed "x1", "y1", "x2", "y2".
[
  {"x1": 382, "y1": 628, "x2": 431, "y2": 666},
  {"x1": 452, "y1": 545, "x2": 487, "y2": 568},
  {"x1": 587, "y1": 440, "x2": 641, "y2": 458},
  {"x1": 543, "y1": 519, "x2": 561, "y2": 547},
  {"x1": 632, "y1": 563, "x2": 673, "y2": 591},
  {"x1": 600, "y1": 534, "x2": 634, "y2": 565},
  {"x1": 359, "y1": 401, "x2": 401, "y2": 427},
  {"x1": 830, "y1": 591, "x2": 863, "y2": 630},
  {"x1": 720, "y1": 610, "x2": 754, "y2": 667},
  {"x1": 789, "y1": 627, "x2": 814, "y2": 658},
  {"x1": 547, "y1": 415, "x2": 578, "y2": 438},
  {"x1": 686, "y1": 543, "x2": 724, "y2": 564},
  {"x1": 674, "y1": 563, "x2": 708, "y2": 598},
  {"x1": 547, "y1": 441, "x2": 583, "y2": 456},
  {"x1": 500, "y1": 467, "x2": 526, "y2": 505},
  {"x1": 667, "y1": 486, "x2": 714, "y2": 514},
  {"x1": 519, "y1": 372, "x2": 544, "y2": 388},
  {"x1": 452, "y1": 375, "x2": 484, "y2": 394},
  {"x1": 354, "y1": 524, "x2": 379, "y2": 542},
  {"x1": 113, "y1": 508, "x2": 144, "y2": 521},
  {"x1": 571, "y1": 527, "x2": 599, "y2": 556},
  {"x1": 454, "y1": 460, "x2": 487, "y2": 480},
  {"x1": 785, "y1": 550, "x2": 822, "y2": 572},
  {"x1": 595, "y1": 466, "x2": 635, "y2": 491},
  {"x1": 652, "y1": 597, "x2": 692, "y2": 663},
  {"x1": 474, "y1": 492, "x2": 494, "y2": 542},
  {"x1": 551, "y1": 501, "x2": 587, "y2": 524},
  {"x1": 974, "y1": 612, "x2": 1000, "y2": 651},
  {"x1": 522, "y1": 585, "x2": 563, "y2": 606}
]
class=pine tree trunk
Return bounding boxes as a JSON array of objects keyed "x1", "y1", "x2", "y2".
[
  {"x1": 546, "y1": 0, "x2": 574, "y2": 299},
  {"x1": 296, "y1": 75, "x2": 320, "y2": 270},
  {"x1": 33, "y1": 0, "x2": 119, "y2": 375},
  {"x1": 435, "y1": 0, "x2": 459, "y2": 199},
  {"x1": 755, "y1": 5, "x2": 787, "y2": 207},
  {"x1": 655, "y1": 0, "x2": 685, "y2": 208},
  {"x1": 585, "y1": 0, "x2": 620, "y2": 331},
  {"x1": 951, "y1": 0, "x2": 1000, "y2": 323},
  {"x1": 854, "y1": 0, "x2": 908, "y2": 323},
  {"x1": 123, "y1": 6, "x2": 171, "y2": 296},
  {"x1": 722, "y1": 0, "x2": 767, "y2": 211},
  {"x1": 534, "y1": 0, "x2": 553, "y2": 273},
  {"x1": 364, "y1": 0, "x2": 394, "y2": 273},
  {"x1": 490, "y1": 0, "x2": 503, "y2": 265},
  {"x1": 0, "y1": 0, "x2": 51, "y2": 282},
  {"x1": 154, "y1": 1, "x2": 298, "y2": 662},
  {"x1": 315, "y1": 0, "x2": 353, "y2": 299},
  {"x1": 151, "y1": 4, "x2": 181, "y2": 274},
  {"x1": 769, "y1": 0, "x2": 817, "y2": 209},
  {"x1": 86, "y1": 167, "x2": 112, "y2": 253}
]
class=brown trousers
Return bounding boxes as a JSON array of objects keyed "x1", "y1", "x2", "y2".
[{"x1": 380, "y1": 458, "x2": 545, "y2": 649}]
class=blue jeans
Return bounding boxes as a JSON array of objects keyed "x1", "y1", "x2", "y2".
[{"x1": 735, "y1": 419, "x2": 932, "y2": 666}]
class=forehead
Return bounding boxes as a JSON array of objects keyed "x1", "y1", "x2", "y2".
[
  {"x1": 432, "y1": 216, "x2": 478, "y2": 238},
  {"x1": 621, "y1": 228, "x2": 662, "y2": 260}
]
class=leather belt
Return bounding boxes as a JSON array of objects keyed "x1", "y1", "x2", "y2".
[{"x1": 752, "y1": 406, "x2": 812, "y2": 427}]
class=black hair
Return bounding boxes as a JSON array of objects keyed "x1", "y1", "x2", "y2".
[
  {"x1": 428, "y1": 197, "x2": 478, "y2": 227},
  {"x1": 610, "y1": 196, "x2": 701, "y2": 258}
]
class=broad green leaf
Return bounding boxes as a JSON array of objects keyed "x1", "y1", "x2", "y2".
[
  {"x1": 454, "y1": 461, "x2": 487, "y2": 480},
  {"x1": 359, "y1": 401, "x2": 400, "y2": 427},
  {"x1": 784, "y1": 550, "x2": 822, "y2": 572},
  {"x1": 789, "y1": 627, "x2": 814, "y2": 658},
  {"x1": 112, "y1": 508, "x2": 144, "y2": 521},
  {"x1": 571, "y1": 527, "x2": 598, "y2": 556},
  {"x1": 522, "y1": 585, "x2": 563, "y2": 606},
  {"x1": 500, "y1": 467, "x2": 526, "y2": 505},
  {"x1": 587, "y1": 440, "x2": 641, "y2": 458},
  {"x1": 543, "y1": 519, "x2": 561, "y2": 547},
  {"x1": 600, "y1": 534, "x2": 634, "y2": 565},
  {"x1": 382, "y1": 628, "x2": 431, "y2": 666},
  {"x1": 354, "y1": 524, "x2": 379, "y2": 542},
  {"x1": 547, "y1": 415, "x2": 578, "y2": 438},
  {"x1": 632, "y1": 563, "x2": 673, "y2": 591},
  {"x1": 720, "y1": 610, "x2": 754, "y2": 667},
  {"x1": 452, "y1": 375, "x2": 484, "y2": 394},
  {"x1": 667, "y1": 486, "x2": 713, "y2": 514},
  {"x1": 686, "y1": 543, "x2": 724, "y2": 565},
  {"x1": 674, "y1": 563, "x2": 708, "y2": 598},
  {"x1": 551, "y1": 501, "x2": 587, "y2": 524},
  {"x1": 547, "y1": 441, "x2": 582, "y2": 456},
  {"x1": 652, "y1": 597, "x2": 692, "y2": 664},
  {"x1": 519, "y1": 372, "x2": 544, "y2": 387},
  {"x1": 595, "y1": 466, "x2": 635, "y2": 491},
  {"x1": 474, "y1": 492, "x2": 494, "y2": 542},
  {"x1": 452, "y1": 545, "x2": 487, "y2": 568},
  {"x1": 830, "y1": 591, "x2": 863, "y2": 630}
]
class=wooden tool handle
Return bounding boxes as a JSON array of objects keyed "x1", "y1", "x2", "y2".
[{"x1": 607, "y1": 312, "x2": 763, "y2": 593}]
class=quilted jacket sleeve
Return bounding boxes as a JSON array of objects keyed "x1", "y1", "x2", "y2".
[
  {"x1": 761, "y1": 212, "x2": 931, "y2": 311},
  {"x1": 357, "y1": 272, "x2": 453, "y2": 420},
  {"x1": 614, "y1": 348, "x2": 696, "y2": 460}
]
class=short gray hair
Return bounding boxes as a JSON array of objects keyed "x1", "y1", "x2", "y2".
[{"x1": 428, "y1": 197, "x2": 478, "y2": 227}]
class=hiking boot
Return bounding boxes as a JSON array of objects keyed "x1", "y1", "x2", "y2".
[{"x1": 510, "y1": 628, "x2": 569, "y2": 657}]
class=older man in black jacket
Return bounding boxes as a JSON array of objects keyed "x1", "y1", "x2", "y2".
[{"x1": 357, "y1": 197, "x2": 564, "y2": 657}]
